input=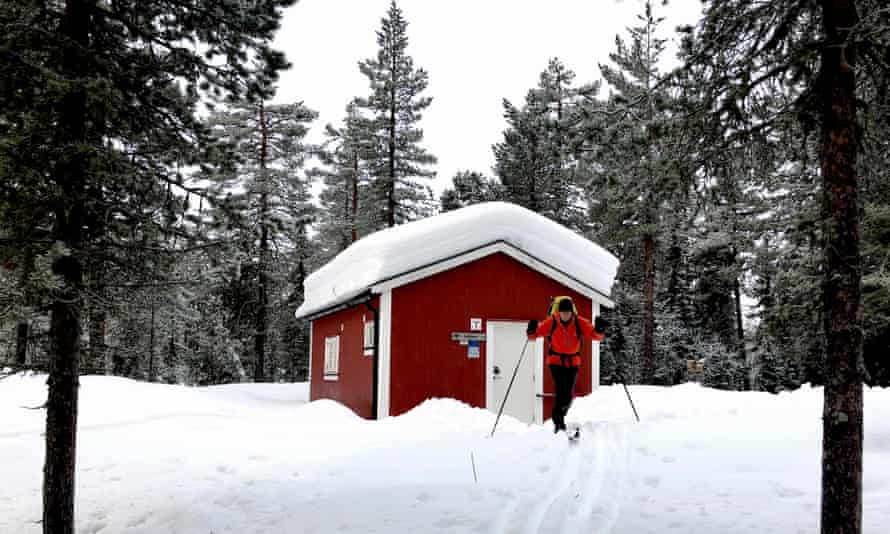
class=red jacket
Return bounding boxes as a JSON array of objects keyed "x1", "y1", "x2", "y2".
[{"x1": 528, "y1": 314, "x2": 604, "y2": 367}]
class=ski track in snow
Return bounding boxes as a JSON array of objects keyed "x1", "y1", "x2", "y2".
[
  {"x1": 521, "y1": 434, "x2": 583, "y2": 534},
  {"x1": 488, "y1": 421, "x2": 631, "y2": 534}
]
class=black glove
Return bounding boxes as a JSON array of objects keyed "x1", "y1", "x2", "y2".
[
  {"x1": 594, "y1": 316, "x2": 609, "y2": 334},
  {"x1": 526, "y1": 319, "x2": 539, "y2": 336}
]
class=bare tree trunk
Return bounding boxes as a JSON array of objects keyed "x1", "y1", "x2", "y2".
[
  {"x1": 87, "y1": 300, "x2": 106, "y2": 375},
  {"x1": 352, "y1": 153, "x2": 359, "y2": 243},
  {"x1": 255, "y1": 101, "x2": 269, "y2": 383},
  {"x1": 641, "y1": 233, "x2": 656, "y2": 383},
  {"x1": 387, "y1": 96, "x2": 396, "y2": 228},
  {"x1": 15, "y1": 250, "x2": 34, "y2": 366},
  {"x1": 44, "y1": 2, "x2": 88, "y2": 531},
  {"x1": 15, "y1": 321, "x2": 28, "y2": 366},
  {"x1": 819, "y1": 2, "x2": 863, "y2": 534},
  {"x1": 148, "y1": 301, "x2": 156, "y2": 382}
]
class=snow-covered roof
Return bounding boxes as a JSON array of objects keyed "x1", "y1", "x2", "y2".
[{"x1": 295, "y1": 202, "x2": 619, "y2": 319}]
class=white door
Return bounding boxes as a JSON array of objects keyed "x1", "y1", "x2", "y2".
[{"x1": 486, "y1": 321, "x2": 542, "y2": 424}]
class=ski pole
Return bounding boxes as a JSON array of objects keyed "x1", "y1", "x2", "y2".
[
  {"x1": 490, "y1": 339, "x2": 529, "y2": 437},
  {"x1": 606, "y1": 349, "x2": 640, "y2": 422},
  {"x1": 621, "y1": 382, "x2": 640, "y2": 422}
]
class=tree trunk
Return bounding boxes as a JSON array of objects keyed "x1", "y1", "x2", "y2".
[
  {"x1": 255, "y1": 101, "x2": 269, "y2": 383},
  {"x1": 352, "y1": 152, "x2": 359, "y2": 243},
  {"x1": 641, "y1": 233, "x2": 656, "y2": 383},
  {"x1": 44, "y1": 2, "x2": 88, "y2": 531},
  {"x1": 15, "y1": 321, "x2": 29, "y2": 366},
  {"x1": 819, "y1": 2, "x2": 863, "y2": 534},
  {"x1": 733, "y1": 275, "x2": 745, "y2": 343},
  {"x1": 87, "y1": 303, "x2": 106, "y2": 375},
  {"x1": 148, "y1": 302, "x2": 156, "y2": 382},
  {"x1": 387, "y1": 96, "x2": 396, "y2": 228},
  {"x1": 734, "y1": 276, "x2": 748, "y2": 389},
  {"x1": 15, "y1": 249, "x2": 34, "y2": 367},
  {"x1": 87, "y1": 254, "x2": 107, "y2": 375}
]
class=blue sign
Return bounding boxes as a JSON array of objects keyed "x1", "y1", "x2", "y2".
[{"x1": 468, "y1": 340, "x2": 481, "y2": 359}]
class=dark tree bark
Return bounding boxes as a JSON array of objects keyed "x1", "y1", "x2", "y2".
[
  {"x1": 14, "y1": 250, "x2": 34, "y2": 366},
  {"x1": 255, "y1": 101, "x2": 269, "y2": 382},
  {"x1": 641, "y1": 233, "x2": 656, "y2": 383},
  {"x1": 387, "y1": 80, "x2": 396, "y2": 228},
  {"x1": 87, "y1": 303, "x2": 106, "y2": 375},
  {"x1": 351, "y1": 152, "x2": 359, "y2": 243},
  {"x1": 15, "y1": 321, "x2": 29, "y2": 366},
  {"x1": 44, "y1": 1, "x2": 88, "y2": 531},
  {"x1": 148, "y1": 301, "x2": 156, "y2": 382},
  {"x1": 819, "y1": 2, "x2": 863, "y2": 533}
]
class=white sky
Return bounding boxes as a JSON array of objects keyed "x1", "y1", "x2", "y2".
[{"x1": 272, "y1": 0, "x2": 704, "y2": 197}]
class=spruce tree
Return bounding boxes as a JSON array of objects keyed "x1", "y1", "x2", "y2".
[
  {"x1": 440, "y1": 171, "x2": 504, "y2": 212},
  {"x1": 314, "y1": 101, "x2": 377, "y2": 259},
  {"x1": 357, "y1": 0, "x2": 437, "y2": 229},
  {"x1": 584, "y1": 1, "x2": 689, "y2": 384},
  {"x1": 0, "y1": 1, "x2": 295, "y2": 531},
  {"x1": 682, "y1": 1, "x2": 890, "y2": 530},
  {"x1": 494, "y1": 58, "x2": 596, "y2": 232},
  {"x1": 205, "y1": 98, "x2": 316, "y2": 382}
]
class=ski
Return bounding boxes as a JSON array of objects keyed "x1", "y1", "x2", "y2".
[{"x1": 567, "y1": 425, "x2": 581, "y2": 443}]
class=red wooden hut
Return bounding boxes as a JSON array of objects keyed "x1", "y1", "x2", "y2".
[{"x1": 295, "y1": 202, "x2": 618, "y2": 423}]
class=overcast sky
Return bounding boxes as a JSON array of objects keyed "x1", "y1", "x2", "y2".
[{"x1": 272, "y1": 0, "x2": 704, "y2": 197}]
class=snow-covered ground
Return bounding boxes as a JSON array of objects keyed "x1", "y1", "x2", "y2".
[{"x1": 2, "y1": 375, "x2": 888, "y2": 534}]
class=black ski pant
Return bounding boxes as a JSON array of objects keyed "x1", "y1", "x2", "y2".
[{"x1": 549, "y1": 364, "x2": 578, "y2": 431}]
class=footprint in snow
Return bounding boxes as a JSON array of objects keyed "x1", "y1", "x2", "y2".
[
  {"x1": 643, "y1": 476, "x2": 661, "y2": 488},
  {"x1": 636, "y1": 446, "x2": 656, "y2": 457},
  {"x1": 216, "y1": 465, "x2": 236, "y2": 475},
  {"x1": 776, "y1": 486, "x2": 806, "y2": 498},
  {"x1": 416, "y1": 492, "x2": 433, "y2": 503},
  {"x1": 537, "y1": 464, "x2": 551, "y2": 474},
  {"x1": 125, "y1": 514, "x2": 150, "y2": 527},
  {"x1": 82, "y1": 520, "x2": 107, "y2": 534},
  {"x1": 662, "y1": 456, "x2": 677, "y2": 463}
]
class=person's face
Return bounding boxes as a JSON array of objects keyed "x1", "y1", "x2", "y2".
[{"x1": 559, "y1": 310, "x2": 572, "y2": 322}]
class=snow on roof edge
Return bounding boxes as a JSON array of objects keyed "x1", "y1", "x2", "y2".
[{"x1": 295, "y1": 202, "x2": 619, "y2": 320}]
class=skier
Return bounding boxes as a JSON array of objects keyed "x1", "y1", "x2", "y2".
[{"x1": 526, "y1": 296, "x2": 607, "y2": 436}]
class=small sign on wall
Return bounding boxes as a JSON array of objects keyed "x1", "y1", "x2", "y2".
[
  {"x1": 468, "y1": 340, "x2": 481, "y2": 358},
  {"x1": 470, "y1": 318, "x2": 482, "y2": 331},
  {"x1": 451, "y1": 332, "x2": 486, "y2": 344}
]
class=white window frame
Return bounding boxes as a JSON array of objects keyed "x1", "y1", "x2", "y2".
[
  {"x1": 324, "y1": 335, "x2": 340, "y2": 380},
  {"x1": 363, "y1": 320, "x2": 375, "y2": 357}
]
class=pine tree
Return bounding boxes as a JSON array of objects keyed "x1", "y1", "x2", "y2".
[
  {"x1": 205, "y1": 98, "x2": 316, "y2": 382},
  {"x1": 494, "y1": 58, "x2": 596, "y2": 232},
  {"x1": 357, "y1": 0, "x2": 437, "y2": 229},
  {"x1": 440, "y1": 171, "x2": 504, "y2": 212},
  {"x1": 682, "y1": 1, "x2": 890, "y2": 530},
  {"x1": 0, "y1": 2, "x2": 295, "y2": 531},
  {"x1": 314, "y1": 101, "x2": 377, "y2": 260},
  {"x1": 584, "y1": 1, "x2": 689, "y2": 384}
]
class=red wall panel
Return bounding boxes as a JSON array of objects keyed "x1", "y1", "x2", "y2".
[
  {"x1": 309, "y1": 296, "x2": 379, "y2": 418},
  {"x1": 388, "y1": 252, "x2": 594, "y2": 418}
]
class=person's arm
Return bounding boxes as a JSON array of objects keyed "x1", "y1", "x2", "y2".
[
  {"x1": 527, "y1": 316, "x2": 554, "y2": 339},
  {"x1": 578, "y1": 316, "x2": 605, "y2": 342}
]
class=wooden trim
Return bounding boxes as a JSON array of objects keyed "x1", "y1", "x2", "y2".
[
  {"x1": 372, "y1": 241, "x2": 615, "y2": 307},
  {"x1": 376, "y1": 289, "x2": 392, "y2": 419},
  {"x1": 592, "y1": 300, "x2": 601, "y2": 391},
  {"x1": 308, "y1": 320, "x2": 313, "y2": 390}
]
